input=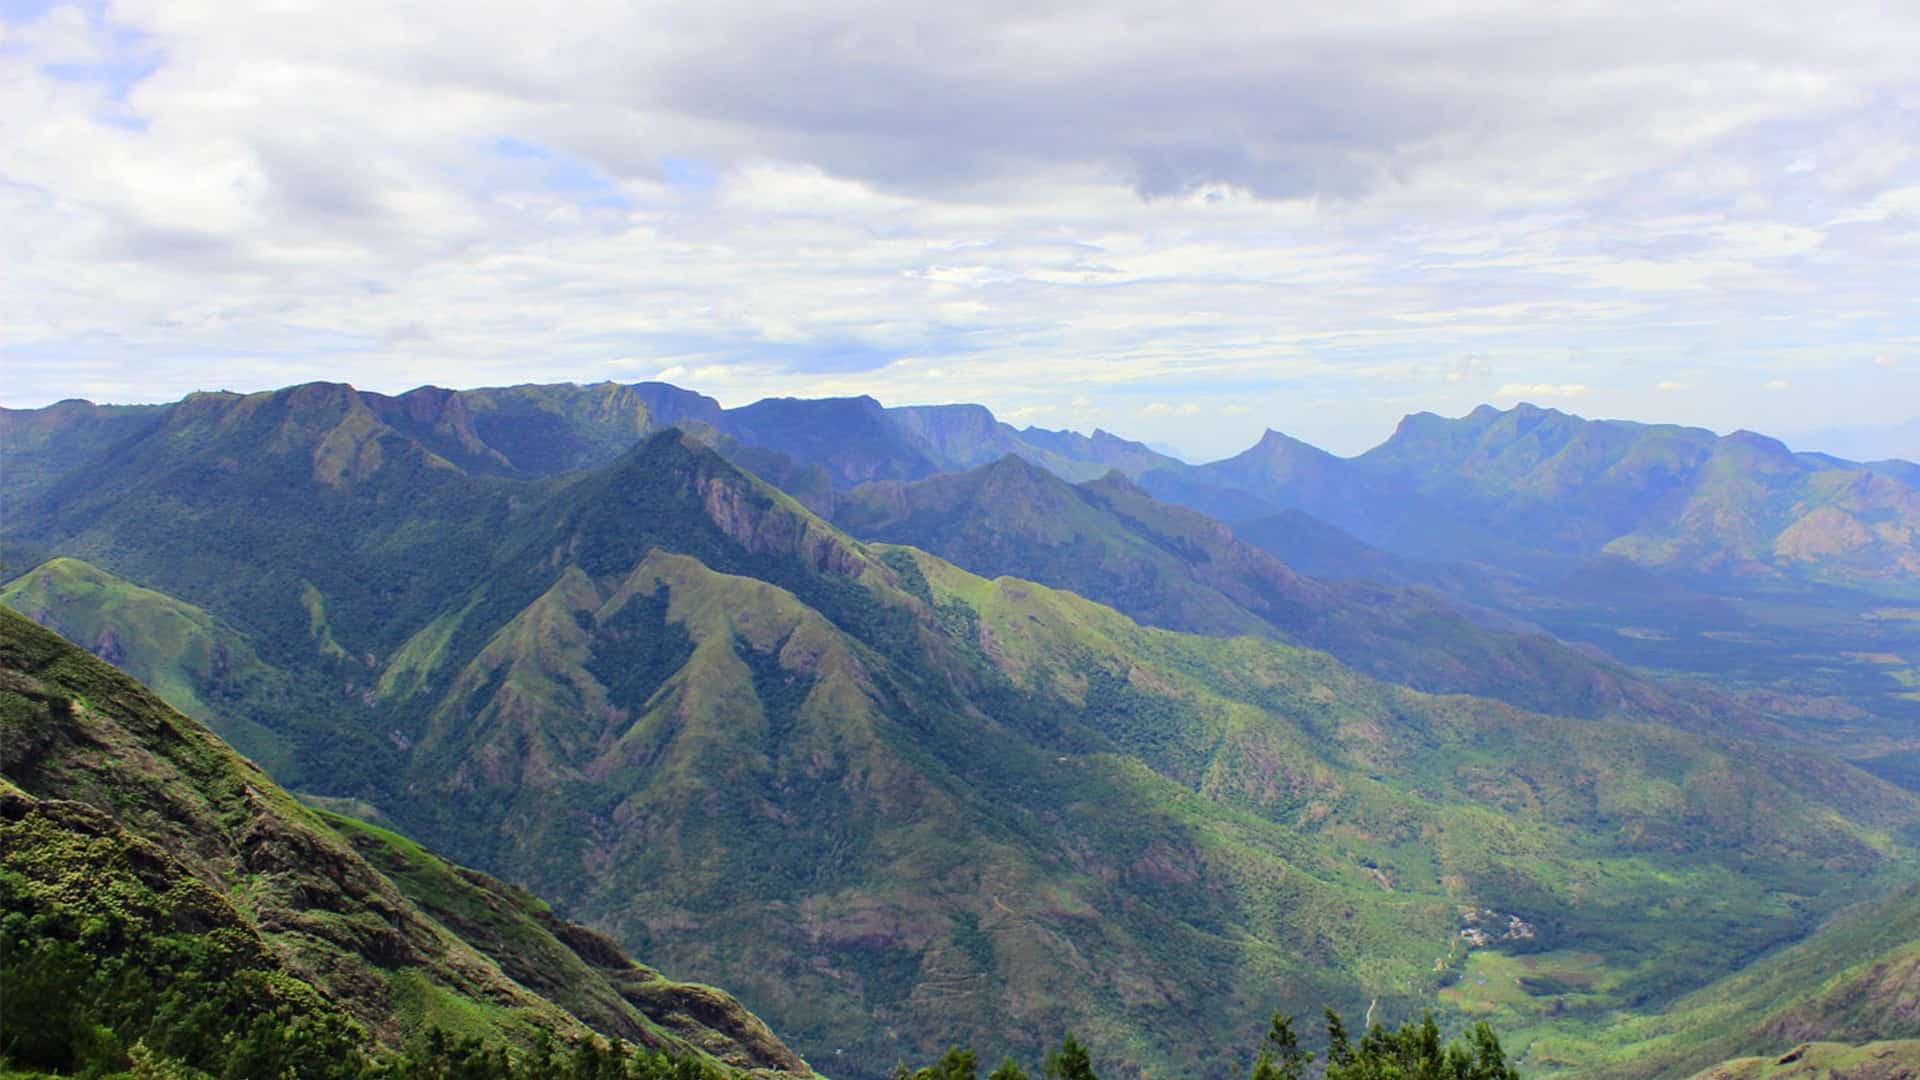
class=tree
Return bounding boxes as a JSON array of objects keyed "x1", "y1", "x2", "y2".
[
  {"x1": 1041, "y1": 1034, "x2": 1097, "y2": 1080},
  {"x1": 1323, "y1": 1007, "x2": 1354, "y2": 1070},
  {"x1": 1319, "y1": 1008, "x2": 1521, "y2": 1080},
  {"x1": 897, "y1": 1047, "x2": 979, "y2": 1080},
  {"x1": 1248, "y1": 1012, "x2": 1313, "y2": 1080},
  {"x1": 988, "y1": 1056, "x2": 1029, "y2": 1080}
]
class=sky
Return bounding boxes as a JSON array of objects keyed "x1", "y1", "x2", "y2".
[{"x1": 1, "y1": 1, "x2": 1917, "y2": 460}]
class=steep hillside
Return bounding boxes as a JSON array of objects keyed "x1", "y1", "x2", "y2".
[
  {"x1": 1688, "y1": 1042, "x2": 1920, "y2": 1079},
  {"x1": 1573, "y1": 882, "x2": 1920, "y2": 1078},
  {"x1": 0, "y1": 556, "x2": 298, "y2": 773},
  {"x1": 0, "y1": 606, "x2": 811, "y2": 1078},
  {"x1": 0, "y1": 398, "x2": 170, "y2": 510},
  {"x1": 4, "y1": 382, "x2": 529, "y2": 670}
]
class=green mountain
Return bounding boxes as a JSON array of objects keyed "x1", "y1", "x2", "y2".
[
  {"x1": 0, "y1": 556, "x2": 299, "y2": 773},
  {"x1": 9, "y1": 396, "x2": 1920, "y2": 1076},
  {"x1": 830, "y1": 455, "x2": 1767, "y2": 731},
  {"x1": 380, "y1": 434, "x2": 1920, "y2": 1077},
  {"x1": 0, "y1": 397, "x2": 170, "y2": 511},
  {"x1": 9, "y1": 381, "x2": 1920, "y2": 1077},
  {"x1": 0, "y1": 605, "x2": 811, "y2": 1078}
]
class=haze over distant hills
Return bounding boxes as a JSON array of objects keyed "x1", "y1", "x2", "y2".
[
  {"x1": 5, "y1": 379, "x2": 1920, "y2": 1078},
  {"x1": 1786, "y1": 418, "x2": 1920, "y2": 466}
]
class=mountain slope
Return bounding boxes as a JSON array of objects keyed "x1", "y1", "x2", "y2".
[
  {"x1": 832, "y1": 455, "x2": 1775, "y2": 731},
  {"x1": 886, "y1": 404, "x2": 1178, "y2": 482},
  {"x1": 10, "y1": 383, "x2": 1920, "y2": 1077},
  {"x1": 1576, "y1": 882, "x2": 1920, "y2": 1078},
  {"x1": 0, "y1": 555, "x2": 298, "y2": 773},
  {"x1": 362, "y1": 434, "x2": 1920, "y2": 1079},
  {"x1": 0, "y1": 397, "x2": 170, "y2": 511},
  {"x1": 0, "y1": 604, "x2": 811, "y2": 1077}
]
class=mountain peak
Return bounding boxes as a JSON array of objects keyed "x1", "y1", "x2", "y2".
[
  {"x1": 1244, "y1": 427, "x2": 1336, "y2": 463},
  {"x1": 981, "y1": 451, "x2": 1049, "y2": 476}
]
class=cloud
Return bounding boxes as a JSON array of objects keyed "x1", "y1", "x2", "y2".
[
  {"x1": 1140, "y1": 402, "x2": 1203, "y2": 417},
  {"x1": 1219, "y1": 403, "x2": 1253, "y2": 415},
  {"x1": 0, "y1": 0, "x2": 1915, "y2": 459},
  {"x1": 1495, "y1": 383, "x2": 1591, "y2": 399},
  {"x1": 1764, "y1": 379, "x2": 1792, "y2": 391},
  {"x1": 380, "y1": 322, "x2": 431, "y2": 347},
  {"x1": 1877, "y1": 354, "x2": 1899, "y2": 368},
  {"x1": 1443, "y1": 354, "x2": 1494, "y2": 384},
  {"x1": 1655, "y1": 379, "x2": 1690, "y2": 392}
]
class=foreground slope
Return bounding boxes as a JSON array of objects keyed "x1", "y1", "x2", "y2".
[{"x1": 0, "y1": 606, "x2": 810, "y2": 1078}]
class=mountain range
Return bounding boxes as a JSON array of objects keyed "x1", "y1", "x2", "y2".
[{"x1": 5, "y1": 379, "x2": 1920, "y2": 1078}]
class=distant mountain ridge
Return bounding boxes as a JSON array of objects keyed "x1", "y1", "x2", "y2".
[
  {"x1": 10, "y1": 380, "x2": 1917, "y2": 739},
  {"x1": 1130, "y1": 403, "x2": 1920, "y2": 589},
  {"x1": 12, "y1": 386, "x2": 1914, "y2": 587}
]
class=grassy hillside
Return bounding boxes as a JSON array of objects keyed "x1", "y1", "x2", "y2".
[
  {"x1": 1573, "y1": 882, "x2": 1920, "y2": 1078},
  {"x1": 0, "y1": 605, "x2": 811, "y2": 1078},
  {"x1": 0, "y1": 556, "x2": 298, "y2": 773},
  {"x1": 1687, "y1": 1041, "x2": 1920, "y2": 1079},
  {"x1": 0, "y1": 398, "x2": 170, "y2": 510}
]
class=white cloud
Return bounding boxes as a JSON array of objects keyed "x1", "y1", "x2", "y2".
[
  {"x1": 1443, "y1": 354, "x2": 1494, "y2": 384},
  {"x1": 1140, "y1": 402, "x2": 1203, "y2": 417},
  {"x1": 1656, "y1": 379, "x2": 1691, "y2": 392},
  {"x1": 0, "y1": 0, "x2": 1915, "y2": 456},
  {"x1": 1494, "y1": 383, "x2": 1591, "y2": 399},
  {"x1": 1765, "y1": 379, "x2": 1792, "y2": 391},
  {"x1": 1219, "y1": 403, "x2": 1253, "y2": 415},
  {"x1": 1876, "y1": 354, "x2": 1899, "y2": 368}
]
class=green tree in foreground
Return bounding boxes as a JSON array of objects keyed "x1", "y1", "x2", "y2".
[
  {"x1": 886, "y1": 1006, "x2": 1518, "y2": 1080},
  {"x1": 896, "y1": 1046, "x2": 980, "y2": 1080},
  {"x1": 1041, "y1": 1033, "x2": 1097, "y2": 1080},
  {"x1": 1249, "y1": 1011, "x2": 1313, "y2": 1080},
  {"x1": 987, "y1": 1056, "x2": 1030, "y2": 1080},
  {"x1": 1323, "y1": 1009, "x2": 1520, "y2": 1080}
]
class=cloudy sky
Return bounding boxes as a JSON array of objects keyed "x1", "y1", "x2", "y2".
[{"x1": 2, "y1": 0, "x2": 1916, "y2": 458}]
